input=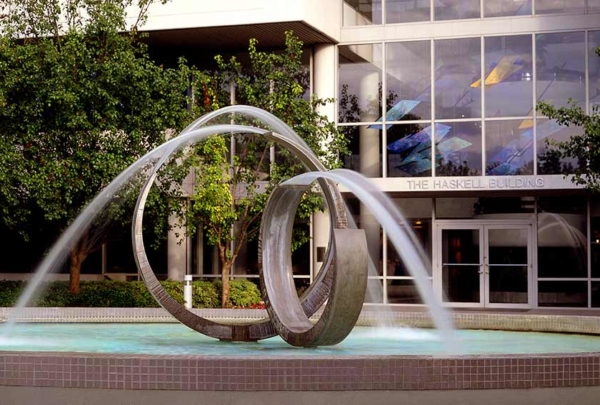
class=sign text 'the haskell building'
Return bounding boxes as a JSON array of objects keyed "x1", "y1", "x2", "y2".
[{"x1": 405, "y1": 177, "x2": 546, "y2": 191}]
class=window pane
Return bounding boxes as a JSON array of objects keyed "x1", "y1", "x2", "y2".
[
  {"x1": 590, "y1": 0, "x2": 600, "y2": 12},
  {"x1": 365, "y1": 278, "x2": 384, "y2": 303},
  {"x1": 387, "y1": 198, "x2": 432, "y2": 277},
  {"x1": 591, "y1": 197, "x2": 600, "y2": 278},
  {"x1": 436, "y1": 121, "x2": 482, "y2": 176},
  {"x1": 537, "y1": 196, "x2": 587, "y2": 278},
  {"x1": 536, "y1": 32, "x2": 586, "y2": 109},
  {"x1": 386, "y1": 0, "x2": 429, "y2": 23},
  {"x1": 436, "y1": 196, "x2": 535, "y2": 219},
  {"x1": 535, "y1": 0, "x2": 585, "y2": 14},
  {"x1": 484, "y1": 35, "x2": 533, "y2": 117},
  {"x1": 590, "y1": 32, "x2": 600, "y2": 109},
  {"x1": 435, "y1": 38, "x2": 481, "y2": 120},
  {"x1": 536, "y1": 119, "x2": 585, "y2": 175},
  {"x1": 485, "y1": 120, "x2": 534, "y2": 175},
  {"x1": 386, "y1": 41, "x2": 431, "y2": 121},
  {"x1": 343, "y1": 0, "x2": 382, "y2": 26},
  {"x1": 339, "y1": 44, "x2": 383, "y2": 123},
  {"x1": 339, "y1": 126, "x2": 383, "y2": 177},
  {"x1": 538, "y1": 281, "x2": 587, "y2": 307},
  {"x1": 387, "y1": 279, "x2": 425, "y2": 304},
  {"x1": 387, "y1": 123, "x2": 432, "y2": 177},
  {"x1": 345, "y1": 198, "x2": 383, "y2": 275},
  {"x1": 484, "y1": 0, "x2": 531, "y2": 17},
  {"x1": 592, "y1": 282, "x2": 600, "y2": 308},
  {"x1": 435, "y1": 0, "x2": 480, "y2": 20}
]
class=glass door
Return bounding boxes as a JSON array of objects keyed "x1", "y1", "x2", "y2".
[
  {"x1": 439, "y1": 225, "x2": 484, "y2": 307},
  {"x1": 437, "y1": 221, "x2": 532, "y2": 308},
  {"x1": 485, "y1": 225, "x2": 532, "y2": 308}
]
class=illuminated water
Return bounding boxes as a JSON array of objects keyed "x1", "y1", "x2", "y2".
[{"x1": 0, "y1": 324, "x2": 597, "y2": 356}]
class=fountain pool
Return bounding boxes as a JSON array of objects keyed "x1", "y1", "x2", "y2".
[{"x1": 1, "y1": 323, "x2": 600, "y2": 356}]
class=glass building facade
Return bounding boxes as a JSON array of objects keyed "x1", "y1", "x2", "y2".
[{"x1": 338, "y1": 1, "x2": 600, "y2": 309}]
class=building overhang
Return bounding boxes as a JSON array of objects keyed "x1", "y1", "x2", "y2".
[{"x1": 143, "y1": 21, "x2": 336, "y2": 51}]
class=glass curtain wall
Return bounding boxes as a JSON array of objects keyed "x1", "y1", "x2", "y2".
[
  {"x1": 343, "y1": 0, "x2": 598, "y2": 25},
  {"x1": 339, "y1": 30, "x2": 595, "y2": 179}
]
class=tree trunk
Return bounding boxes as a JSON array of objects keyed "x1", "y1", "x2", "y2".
[
  {"x1": 221, "y1": 261, "x2": 232, "y2": 308},
  {"x1": 69, "y1": 249, "x2": 82, "y2": 294},
  {"x1": 69, "y1": 233, "x2": 89, "y2": 294}
]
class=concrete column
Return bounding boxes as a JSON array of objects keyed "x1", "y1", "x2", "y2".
[
  {"x1": 358, "y1": 68, "x2": 381, "y2": 275},
  {"x1": 167, "y1": 214, "x2": 187, "y2": 281},
  {"x1": 312, "y1": 44, "x2": 336, "y2": 273},
  {"x1": 359, "y1": 71, "x2": 380, "y2": 177}
]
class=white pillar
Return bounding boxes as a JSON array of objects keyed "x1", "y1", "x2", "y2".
[
  {"x1": 358, "y1": 67, "x2": 381, "y2": 275},
  {"x1": 359, "y1": 71, "x2": 380, "y2": 177},
  {"x1": 167, "y1": 214, "x2": 187, "y2": 281},
  {"x1": 312, "y1": 44, "x2": 336, "y2": 274}
]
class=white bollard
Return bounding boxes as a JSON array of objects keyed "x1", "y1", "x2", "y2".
[{"x1": 184, "y1": 274, "x2": 193, "y2": 309}]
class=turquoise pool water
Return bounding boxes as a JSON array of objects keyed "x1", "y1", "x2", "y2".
[{"x1": 0, "y1": 324, "x2": 598, "y2": 356}]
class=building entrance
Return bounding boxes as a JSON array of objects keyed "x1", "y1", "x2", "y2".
[{"x1": 435, "y1": 221, "x2": 533, "y2": 309}]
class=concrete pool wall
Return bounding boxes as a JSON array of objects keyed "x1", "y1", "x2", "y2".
[{"x1": 2, "y1": 308, "x2": 600, "y2": 404}]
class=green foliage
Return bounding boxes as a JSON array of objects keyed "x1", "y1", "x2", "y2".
[
  {"x1": 0, "y1": 280, "x2": 257, "y2": 308},
  {"x1": 186, "y1": 32, "x2": 348, "y2": 307},
  {"x1": 537, "y1": 47, "x2": 600, "y2": 190},
  {"x1": 213, "y1": 279, "x2": 262, "y2": 308},
  {"x1": 0, "y1": 0, "x2": 194, "y2": 292}
]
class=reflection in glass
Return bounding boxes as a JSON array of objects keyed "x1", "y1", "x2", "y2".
[
  {"x1": 442, "y1": 229, "x2": 481, "y2": 303},
  {"x1": 436, "y1": 121, "x2": 482, "y2": 176},
  {"x1": 590, "y1": 32, "x2": 600, "y2": 109},
  {"x1": 484, "y1": 35, "x2": 533, "y2": 117},
  {"x1": 488, "y1": 228, "x2": 528, "y2": 304},
  {"x1": 386, "y1": 41, "x2": 431, "y2": 121},
  {"x1": 485, "y1": 120, "x2": 534, "y2": 175},
  {"x1": 435, "y1": 38, "x2": 481, "y2": 119},
  {"x1": 435, "y1": 0, "x2": 480, "y2": 20},
  {"x1": 535, "y1": 0, "x2": 585, "y2": 15},
  {"x1": 387, "y1": 123, "x2": 432, "y2": 177},
  {"x1": 536, "y1": 119, "x2": 585, "y2": 175},
  {"x1": 538, "y1": 281, "x2": 587, "y2": 307},
  {"x1": 338, "y1": 44, "x2": 383, "y2": 123},
  {"x1": 343, "y1": 0, "x2": 382, "y2": 26},
  {"x1": 387, "y1": 279, "x2": 425, "y2": 304},
  {"x1": 537, "y1": 196, "x2": 587, "y2": 278},
  {"x1": 386, "y1": 0, "x2": 430, "y2": 23},
  {"x1": 536, "y1": 32, "x2": 586, "y2": 109},
  {"x1": 484, "y1": 0, "x2": 531, "y2": 17},
  {"x1": 339, "y1": 126, "x2": 383, "y2": 177}
]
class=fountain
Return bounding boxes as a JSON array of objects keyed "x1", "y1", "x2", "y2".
[{"x1": 1, "y1": 106, "x2": 600, "y2": 404}]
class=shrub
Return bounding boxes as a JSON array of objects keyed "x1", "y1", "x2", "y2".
[{"x1": 0, "y1": 279, "x2": 262, "y2": 308}]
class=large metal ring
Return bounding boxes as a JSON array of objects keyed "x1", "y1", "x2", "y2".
[
  {"x1": 261, "y1": 185, "x2": 368, "y2": 346},
  {"x1": 133, "y1": 124, "x2": 350, "y2": 342}
]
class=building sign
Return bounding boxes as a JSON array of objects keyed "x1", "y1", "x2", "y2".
[{"x1": 405, "y1": 177, "x2": 546, "y2": 191}]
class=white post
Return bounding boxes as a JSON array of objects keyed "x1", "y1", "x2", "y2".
[{"x1": 184, "y1": 274, "x2": 193, "y2": 309}]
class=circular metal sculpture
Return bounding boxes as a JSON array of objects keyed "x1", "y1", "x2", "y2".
[{"x1": 132, "y1": 106, "x2": 368, "y2": 346}]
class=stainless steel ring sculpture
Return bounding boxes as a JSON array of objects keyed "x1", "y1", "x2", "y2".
[{"x1": 132, "y1": 106, "x2": 369, "y2": 346}]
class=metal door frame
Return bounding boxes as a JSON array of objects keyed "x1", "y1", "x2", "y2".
[{"x1": 434, "y1": 220, "x2": 533, "y2": 309}]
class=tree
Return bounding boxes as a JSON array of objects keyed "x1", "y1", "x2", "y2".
[
  {"x1": 185, "y1": 32, "x2": 348, "y2": 308},
  {"x1": 0, "y1": 0, "x2": 193, "y2": 292},
  {"x1": 536, "y1": 47, "x2": 600, "y2": 190}
]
